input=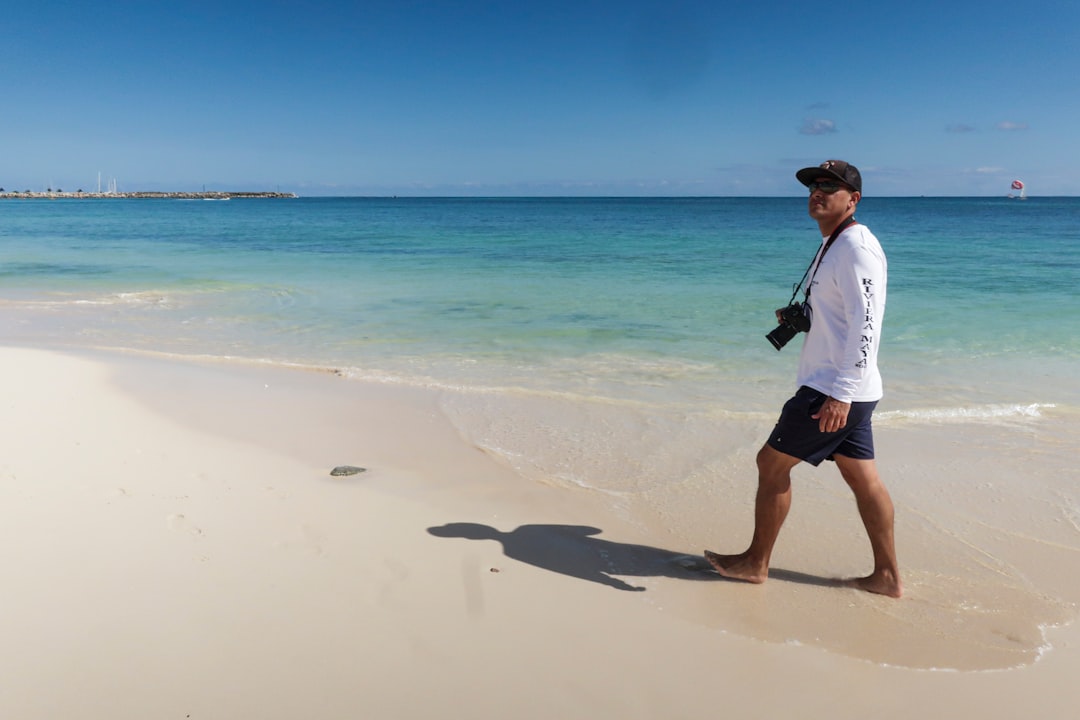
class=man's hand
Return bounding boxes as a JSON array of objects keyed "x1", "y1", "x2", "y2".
[{"x1": 812, "y1": 397, "x2": 850, "y2": 433}]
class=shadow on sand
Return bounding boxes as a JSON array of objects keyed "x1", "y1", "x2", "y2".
[
  {"x1": 428, "y1": 522, "x2": 722, "y2": 592},
  {"x1": 428, "y1": 523, "x2": 845, "y2": 592}
]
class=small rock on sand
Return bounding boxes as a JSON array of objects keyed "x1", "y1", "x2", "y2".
[{"x1": 330, "y1": 465, "x2": 367, "y2": 477}]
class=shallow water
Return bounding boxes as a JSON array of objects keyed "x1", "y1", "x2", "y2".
[{"x1": 3, "y1": 196, "x2": 1075, "y2": 406}]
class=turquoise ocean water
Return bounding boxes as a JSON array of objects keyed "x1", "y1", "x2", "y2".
[
  {"x1": 2, "y1": 196, "x2": 1075, "y2": 406},
  {"x1": 5, "y1": 195, "x2": 1078, "y2": 668}
]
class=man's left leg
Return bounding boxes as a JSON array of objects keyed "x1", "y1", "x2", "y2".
[{"x1": 834, "y1": 454, "x2": 903, "y2": 598}]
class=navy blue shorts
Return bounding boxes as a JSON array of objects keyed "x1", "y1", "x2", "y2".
[{"x1": 766, "y1": 386, "x2": 878, "y2": 466}]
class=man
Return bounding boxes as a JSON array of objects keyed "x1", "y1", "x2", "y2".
[{"x1": 705, "y1": 160, "x2": 902, "y2": 598}]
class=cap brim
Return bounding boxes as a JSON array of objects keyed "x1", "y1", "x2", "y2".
[{"x1": 796, "y1": 166, "x2": 849, "y2": 187}]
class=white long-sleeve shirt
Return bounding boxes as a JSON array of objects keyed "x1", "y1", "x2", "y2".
[{"x1": 797, "y1": 223, "x2": 887, "y2": 403}]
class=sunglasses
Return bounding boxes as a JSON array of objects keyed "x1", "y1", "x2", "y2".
[{"x1": 808, "y1": 181, "x2": 849, "y2": 195}]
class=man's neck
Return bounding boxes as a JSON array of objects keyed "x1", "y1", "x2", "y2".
[{"x1": 819, "y1": 212, "x2": 855, "y2": 237}]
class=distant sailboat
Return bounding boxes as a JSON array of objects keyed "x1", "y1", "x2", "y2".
[{"x1": 1008, "y1": 179, "x2": 1027, "y2": 200}]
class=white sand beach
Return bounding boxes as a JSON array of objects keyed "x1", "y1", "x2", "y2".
[{"x1": 2, "y1": 346, "x2": 1078, "y2": 719}]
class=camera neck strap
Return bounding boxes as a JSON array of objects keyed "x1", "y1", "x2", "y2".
[{"x1": 789, "y1": 215, "x2": 857, "y2": 305}]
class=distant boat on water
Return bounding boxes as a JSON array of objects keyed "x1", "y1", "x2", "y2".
[{"x1": 1008, "y1": 179, "x2": 1027, "y2": 200}]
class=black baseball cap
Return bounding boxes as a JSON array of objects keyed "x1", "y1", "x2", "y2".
[{"x1": 796, "y1": 160, "x2": 862, "y2": 193}]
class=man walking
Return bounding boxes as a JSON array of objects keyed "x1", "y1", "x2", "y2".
[{"x1": 705, "y1": 160, "x2": 902, "y2": 598}]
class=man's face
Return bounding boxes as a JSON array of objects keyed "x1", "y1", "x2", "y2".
[{"x1": 807, "y1": 176, "x2": 859, "y2": 227}]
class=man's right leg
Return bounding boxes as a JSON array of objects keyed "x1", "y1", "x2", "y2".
[
  {"x1": 834, "y1": 454, "x2": 903, "y2": 598},
  {"x1": 705, "y1": 443, "x2": 802, "y2": 583}
]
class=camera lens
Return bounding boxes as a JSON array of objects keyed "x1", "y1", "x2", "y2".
[{"x1": 766, "y1": 323, "x2": 799, "y2": 351}]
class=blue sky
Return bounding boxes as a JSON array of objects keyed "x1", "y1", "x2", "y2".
[{"x1": 4, "y1": 1, "x2": 1078, "y2": 196}]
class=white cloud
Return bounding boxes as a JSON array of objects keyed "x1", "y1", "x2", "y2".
[
  {"x1": 996, "y1": 121, "x2": 1029, "y2": 131},
  {"x1": 799, "y1": 118, "x2": 836, "y2": 136}
]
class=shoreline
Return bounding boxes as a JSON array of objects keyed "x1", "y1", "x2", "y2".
[{"x1": 0, "y1": 190, "x2": 297, "y2": 200}]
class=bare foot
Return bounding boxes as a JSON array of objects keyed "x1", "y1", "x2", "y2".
[
  {"x1": 842, "y1": 571, "x2": 903, "y2": 598},
  {"x1": 703, "y1": 550, "x2": 768, "y2": 584}
]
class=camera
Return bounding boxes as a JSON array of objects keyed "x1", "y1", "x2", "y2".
[{"x1": 766, "y1": 302, "x2": 811, "y2": 351}]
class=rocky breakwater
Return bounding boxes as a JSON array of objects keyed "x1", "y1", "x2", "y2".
[{"x1": 1, "y1": 190, "x2": 298, "y2": 199}]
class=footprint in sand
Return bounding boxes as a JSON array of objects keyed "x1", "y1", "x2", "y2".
[{"x1": 167, "y1": 513, "x2": 204, "y2": 537}]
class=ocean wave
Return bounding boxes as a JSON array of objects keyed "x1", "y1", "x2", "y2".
[
  {"x1": 878, "y1": 403, "x2": 1055, "y2": 423},
  {"x1": 0, "y1": 291, "x2": 172, "y2": 309},
  {"x1": 72, "y1": 291, "x2": 172, "y2": 307}
]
